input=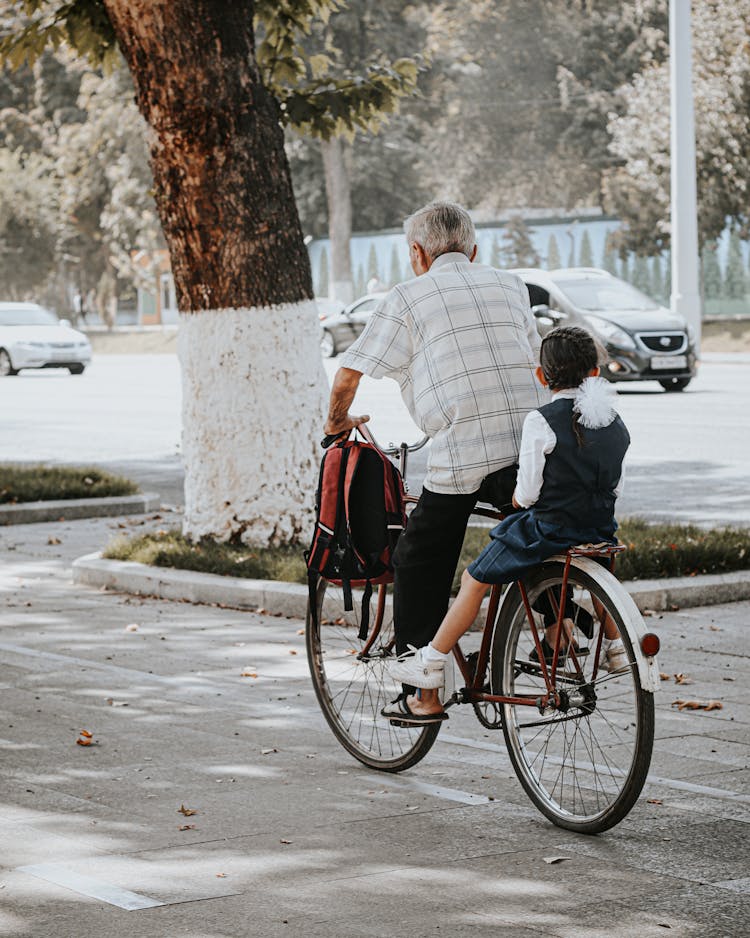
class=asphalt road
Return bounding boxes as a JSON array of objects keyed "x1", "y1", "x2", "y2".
[
  {"x1": 0, "y1": 513, "x2": 748, "y2": 937},
  {"x1": 1, "y1": 353, "x2": 748, "y2": 527}
]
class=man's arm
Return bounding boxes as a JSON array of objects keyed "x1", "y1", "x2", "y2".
[{"x1": 324, "y1": 367, "x2": 370, "y2": 435}]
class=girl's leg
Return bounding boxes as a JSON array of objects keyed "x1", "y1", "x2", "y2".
[
  {"x1": 405, "y1": 570, "x2": 491, "y2": 717},
  {"x1": 431, "y1": 569, "x2": 491, "y2": 653}
]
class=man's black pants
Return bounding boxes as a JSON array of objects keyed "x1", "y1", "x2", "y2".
[{"x1": 392, "y1": 465, "x2": 517, "y2": 655}]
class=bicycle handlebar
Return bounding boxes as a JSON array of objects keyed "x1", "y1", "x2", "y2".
[{"x1": 321, "y1": 424, "x2": 429, "y2": 456}]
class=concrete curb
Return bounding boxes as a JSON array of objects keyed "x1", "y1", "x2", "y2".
[
  {"x1": 72, "y1": 552, "x2": 750, "y2": 619},
  {"x1": 0, "y1": 493, "x2": 161, "y2": 525}
]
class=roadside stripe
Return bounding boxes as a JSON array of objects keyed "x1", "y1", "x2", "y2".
[
  {"x1": 438, "y1": 733, "x2": 750, "y2": 804},
  {"x1": 361, "y1": 773, "x2": 491, "y2": 806},
  {"x1": 16, "y1": 865, "x2": 165, "y2": 910}
]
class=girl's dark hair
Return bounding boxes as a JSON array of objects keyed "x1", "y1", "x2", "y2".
[
  {"x1": 539, "y1": 326, "x2": 600, "y2": 448},
  {"x1": 539, "y1": 326, "x2": 599, "y2": 392}
]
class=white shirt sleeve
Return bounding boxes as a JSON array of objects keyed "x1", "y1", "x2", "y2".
[
  {"x1": 513, "y1": 410, "x2": 556, "y2": 508},
  {"x1": 338, "y1": 289, "x2": 413, "y2": 380}
]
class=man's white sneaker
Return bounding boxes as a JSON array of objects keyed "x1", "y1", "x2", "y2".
[
  {"x1": 389, "y1": 645, "x2": 445, "y2": 689},
  {"x1": 599, "y1": 638, "x2": 629, "y2": 673}
]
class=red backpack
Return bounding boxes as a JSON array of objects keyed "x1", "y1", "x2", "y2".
[{"x1": 305, "y1": 432, "x2": 406, "y2": 639}]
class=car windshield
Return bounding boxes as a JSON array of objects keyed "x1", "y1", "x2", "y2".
[
  {"x1": 0, "y1": 307, "x2": 58, "y2": 326},
  {"x1": 556, "y1": 279, "x2": 660, "y2": 312}
]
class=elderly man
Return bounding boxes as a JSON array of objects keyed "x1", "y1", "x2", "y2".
[{"x1": 324, "y1": 201, "x2": 547, "y2": 715}]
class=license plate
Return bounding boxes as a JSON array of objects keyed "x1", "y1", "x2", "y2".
[{"x1": 651, "y1": 355, "x2": 687, "y2": 370}]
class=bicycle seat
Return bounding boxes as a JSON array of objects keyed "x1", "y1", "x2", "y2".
[{"x1": 567, "y1": 543, "x2": 626, "y2": 557}]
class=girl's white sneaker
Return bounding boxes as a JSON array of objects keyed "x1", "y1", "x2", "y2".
[
  {"x1": 389, "y1": 645, "x2": 445, "y2": 689},
  {"x1": 599, "y1": 638, "x2": 628, "y2": 673}
]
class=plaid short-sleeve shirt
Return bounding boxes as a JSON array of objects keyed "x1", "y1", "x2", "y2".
[{"x1": 339, "y1": 252, "x2": 549, "y2": 495}]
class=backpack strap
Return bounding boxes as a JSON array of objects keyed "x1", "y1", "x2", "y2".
[
  {"x1": 308, "y1": 570, "x2": 319, "y2": 630},
  {"x1": 342, "y1": 576, "x2": 353, "y2": 613},
  {"x1": 358, "y1": 580, "x2": 373, "y2": 641}
]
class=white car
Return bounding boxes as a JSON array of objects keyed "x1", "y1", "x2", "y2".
[{"x1": 0, "y1": 302, "x2": 92, "y2": 376}]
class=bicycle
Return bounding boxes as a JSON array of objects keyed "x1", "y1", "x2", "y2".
[{"x1": 306, "y1": 426, "x2": 661, "y2": 834}]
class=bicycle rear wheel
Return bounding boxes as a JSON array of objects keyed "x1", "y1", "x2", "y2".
[
  {"x1": 306, "y1": 578, "x2": 441, "y2": 771},
  {"x1": 493, "y1": 561, "x2": 654, "y2": 833}
]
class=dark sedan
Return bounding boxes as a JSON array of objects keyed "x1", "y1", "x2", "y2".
[{"x1": 513, "y1": 267, "x2": 697, "y2": 391}]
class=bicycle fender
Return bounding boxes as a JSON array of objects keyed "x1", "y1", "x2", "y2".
[{"x1": 547, "y1": 554, "x2": 661, "y2": 693}]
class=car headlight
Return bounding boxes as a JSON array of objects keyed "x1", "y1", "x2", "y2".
[
  {"x1": 16, "y1": 341, "x2": 48, "y2": 349},
  {"x1": 686, "y1": 324, "x2": 695, "y2": 343},
  {"x1": 582, "y1": 316, "x2": 636, "y2": 350}
]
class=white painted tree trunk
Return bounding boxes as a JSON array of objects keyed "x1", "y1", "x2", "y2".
[{"x1": 178, "y1": 301, "x2": 328, "y2": 546}]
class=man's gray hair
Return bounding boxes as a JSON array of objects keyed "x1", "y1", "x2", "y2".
[{"x1": 403, "y1": 201, "x2": 476, "y2": 259}]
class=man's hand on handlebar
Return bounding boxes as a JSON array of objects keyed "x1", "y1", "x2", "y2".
[{"x1": 323, "y1": 413, "x2": 370, "y2": 436}]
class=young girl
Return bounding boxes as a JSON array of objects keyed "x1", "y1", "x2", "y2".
[{"x1": 386, "y1": 325, "x2": 630, "y2": 724}]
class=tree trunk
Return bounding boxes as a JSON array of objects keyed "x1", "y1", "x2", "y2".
[
  {"x1": 321, "y1": 136, "x2": 354, "y2": 303},
  {"x1": 102, "y1": 0, "x2": 328, "y2": 545}
]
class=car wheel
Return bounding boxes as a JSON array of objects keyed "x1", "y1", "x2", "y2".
[
  {"x1": 0, "y1": 348, "x2": 18, "y2": 377},
  {"x1": 659, "y1": 377, "x2": 691, "y2": 392},
  {"x1": 68, "y1": 364, "x2": 85, "y2": 375},
  {"x1": 320, "y1": 329, "x2": 337, "y2": 358}
]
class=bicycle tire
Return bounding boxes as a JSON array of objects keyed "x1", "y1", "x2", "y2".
[
  {"x1": 306, "y1": 578, "x2": 441, "y2": 772},
  {"x1": 492, "y1": 561, "x2": 654, "y2": 833}
]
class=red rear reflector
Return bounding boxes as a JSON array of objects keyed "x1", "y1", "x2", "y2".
[{"x1": 641, "y1": 633, "x2": 660, "y2": 657}]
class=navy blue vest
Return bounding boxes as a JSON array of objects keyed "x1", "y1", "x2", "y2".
[{"x1": 532, "y1": 397, "x2": 630, "y2": 532}]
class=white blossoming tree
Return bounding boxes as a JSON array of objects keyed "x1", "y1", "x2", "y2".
[{"x1": 604, "y1": 0, "x2": 750, "y2": 253}]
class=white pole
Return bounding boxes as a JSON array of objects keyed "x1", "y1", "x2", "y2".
[{"x1": 670, "y1": 0, "x2": 702, "y2": 350}]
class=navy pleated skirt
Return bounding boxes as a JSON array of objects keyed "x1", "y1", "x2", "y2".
[{"x1": 467, "y1": 509, "x2": 616, "y2": 585}]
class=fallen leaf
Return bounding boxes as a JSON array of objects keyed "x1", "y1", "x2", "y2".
[
  {"x1": 279, "y1": 839, "x2": 292, "y2": 845},
  {"x1": 543, "y1": 856, "x2": 571, "y2": 865},
  {"x1": 261, "y1": 748, "x2": 278, "y2": 755},
  {"x1": 672, "y1": 699, "x2": 723, "y2": 712},
  {"x1": 296, "y1": 628, "x2": 305, "y2": 635},
  {"x1": 178, "y1": 804, "x2": 197, "y2": 816},
  {"x1": 216, "y1": 873, "x2": 227, "y2": 878},
  {"x1": 647, "y1": 799, "x2": 663, "y2": 805},
  {"x1": 673, "y1": 673, "x2": 693, "y2": 685},
  {"x1": 124, "y1": 623, "x2": 139, "y2": 632},
  {"x1": 709, "y1": 625, "x2": 722, "y2": 632},
  {"x1": 288, "y1": 649, "x2": 297, "y2": 655},
  {"x1": 47, "y1": 536, "x2": 61, "y2": 545},
  {"x1": 659, "y1": 672, "x2": 670, "y2": 681},
  {"x1": 178, "y1": 824, "x2": 196, "y2": 831},
  {"x1": 240, "y1": 669, "x2": 258, "y2": 678}
]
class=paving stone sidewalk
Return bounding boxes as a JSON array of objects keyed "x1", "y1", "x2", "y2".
[{"x1": 0, "y1": 515, "x2": 748, "y2": 938}]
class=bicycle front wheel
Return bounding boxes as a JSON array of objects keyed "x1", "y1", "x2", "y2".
[
  {"x1": 306, "y1": 578, "x2": 441, "y2": 772},
  {"x1": 493, "y1": 561, "x2": 654, "y2": 833}
]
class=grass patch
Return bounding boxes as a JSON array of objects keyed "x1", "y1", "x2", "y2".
[
  {"x1": 0, "y1": 465, "x2": 138, "y2": 504},
  {"x1": 457, "y1": 518, "x2": 750, "y2": 587},
  {"x1": 105, "y1": 518, "x2": 750, "y2": 587},
  {"x1": 104, "y1": 531, "x2": 308, "y2": 584}
]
